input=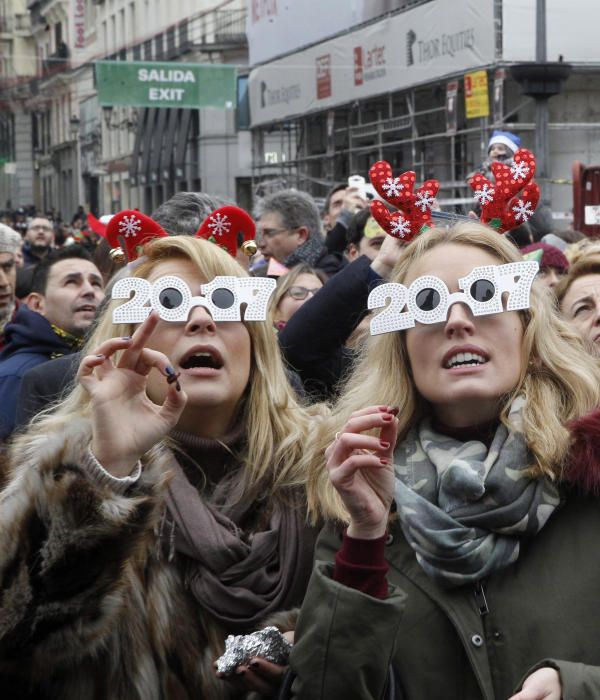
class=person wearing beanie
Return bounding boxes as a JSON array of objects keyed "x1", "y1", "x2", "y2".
[
  {"x1": 487, "y1": 129, "x2": 521, "y2": 162},
  {"x1": 0, "y1": 223, "x2": 22, "y2": 351},
  {"x1": 521, "y1": 241, "x2": 569, "y2": 290},
  {"x1": 470, "y1": 129, "x2": 554, "y2": 239}
]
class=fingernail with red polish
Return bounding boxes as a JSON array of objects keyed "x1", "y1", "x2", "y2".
[
  {"x1": 380, "y1": 458, "x2": 390, "y2": 465},
  {"x1": 96, "y1": 354, "x2": 105, "y2": 359},
  {"x1": 388, "y1": 406, "x2": 400, "y2": 416},
  {"x1": 382, "y1": 414, "x2": 393, "y2": 422},
  {"x1": 380, "y1": 440, "x2": 390, "y2": 449}
]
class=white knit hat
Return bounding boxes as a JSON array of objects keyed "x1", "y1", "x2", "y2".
[{"x1": 0, "y1": 223, "x2": 22, "y2": 255}]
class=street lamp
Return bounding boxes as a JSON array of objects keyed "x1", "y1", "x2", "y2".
[
  {"x1": 69, "y1": 114, "x2": 83, "y2": 210},
  {"x1": 509, "y1": 0, "x2": 572, "y2": 207}
]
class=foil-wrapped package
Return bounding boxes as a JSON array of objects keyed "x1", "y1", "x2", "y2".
[{"x1": 216, "y1": 626, "x2": 292, "y2": 676}]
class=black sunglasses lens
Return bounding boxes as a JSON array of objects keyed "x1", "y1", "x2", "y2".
[
  {"x1": 211, "y1": 288, "x2": 236, "y2": 309},
  {"x1": 470, "y1": 279, "x2": 495, "y2": 302},
  {"x1": 415, "y1": 288, "x2": 441, "y2": 311},
  {"x1": 158, "y1": 287, "x2": 184, "y2": 309}
]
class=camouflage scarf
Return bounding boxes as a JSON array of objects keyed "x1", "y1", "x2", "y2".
[{"x1": 393, "y1": 398, "x2": 560, "y2": 587}]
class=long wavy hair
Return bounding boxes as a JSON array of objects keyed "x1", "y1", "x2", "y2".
[
  {"x1": 307, "y1": 221, "x2": 600, "y2": 521},
  {"x1": 12, "y1": 236, "x2": 324, "y2": 499}
]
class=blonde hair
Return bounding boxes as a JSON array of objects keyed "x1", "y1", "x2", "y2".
[
  {"x1": 269, "y1": 264, "x2": 327, "y2": 327},
  {"x1": 307, "y1": 222, "x2": 600, "y2": 521},
  {"x1": 13, "y1": 236, "x2": 324, "y2": 499}
]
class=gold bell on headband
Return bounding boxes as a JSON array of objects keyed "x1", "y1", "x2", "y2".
[
  {"x1": 109, "y1": 246, "x2": 126, "y2": 262},
  {"x1": 241, "y1": 240, "x2": 258, "y2": 256}
]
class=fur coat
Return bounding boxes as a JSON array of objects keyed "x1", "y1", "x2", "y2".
[{"x1": 0, "y1": 418, "x2": 293, "y2": 699}]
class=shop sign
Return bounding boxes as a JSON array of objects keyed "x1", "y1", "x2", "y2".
[
  {"x1": 249, "y1": 0, "x2": 495, "y2": 127},
  {"x1": 464, "y1": 70, "x2": 489, "y2": 119},
  {"x1": 95, "y1": 61, "x2": 237, "y2": 109}
]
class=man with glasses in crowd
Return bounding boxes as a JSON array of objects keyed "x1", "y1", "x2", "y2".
[
  {"x1": 254, "y1": 189, "x2": 346, "y2": 278},
  {"x1": 22, "y1": 216, "x2": 55, "y2": 266}
]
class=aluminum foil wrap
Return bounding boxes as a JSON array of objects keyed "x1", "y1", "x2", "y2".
[{"x1": 216, "y1": 626, "x2": 292, "y2": 676}]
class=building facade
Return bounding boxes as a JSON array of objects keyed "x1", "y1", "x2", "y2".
[
  {"x1": 0, "y1": 0, "x2": 250, "y2": 219},
  {"x1": 247, "y1": 0, "x2": 600, "y2": 224}
]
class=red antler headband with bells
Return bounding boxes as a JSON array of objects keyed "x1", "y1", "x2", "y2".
[
  {"x1": 469, "y1": 148, "x2": 540, "y2": 233},
  {"x1": 368, "y1": 147, "x2": 540, "y2": 241},
  {"x1": 105, "y1": 205, "x2": 258, "y2": 262}
]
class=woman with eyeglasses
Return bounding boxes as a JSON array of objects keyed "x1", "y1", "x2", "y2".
[
  {"x1": 0, "y1": 234, "x2": 325, "y2": 699},
  {"x1": 289, "y1": 221, "x2": 600, "y2": 700},
  {"x1": 270, "y1": 264, "x2": 326, "y2": 331}
]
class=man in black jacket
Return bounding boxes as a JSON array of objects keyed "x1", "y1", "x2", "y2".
[{"x1": 0, "y1": 246, "x2": 104, "y2": 439}]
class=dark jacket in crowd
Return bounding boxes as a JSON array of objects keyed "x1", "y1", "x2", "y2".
[
  {"x1": 313, "y1": 246, "x2": 347, "y2": 278},
  {"x1": 279, "y1": 255, "x2": 380, "y2": 401},
  {"x1": 0, "y1": 306, "x2": 77, "y2": 439},
  {"x1": 15, "y1": 353, "x2": 80, "y2": 429},
  {"x1": 21, "y1": 242, "x2": 50, "y2": 268}
]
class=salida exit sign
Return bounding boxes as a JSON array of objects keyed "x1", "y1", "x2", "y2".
[{"x1": 95, "y1": 60, "x2": 237, "y2": 109}]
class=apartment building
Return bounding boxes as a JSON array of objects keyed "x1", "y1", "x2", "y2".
[{"x1": 1, "y1": 0, "x2": 249, "y2": 218}]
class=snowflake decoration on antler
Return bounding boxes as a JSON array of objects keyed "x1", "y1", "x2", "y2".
[
  {"x1": 414, "y1": 190, "x2": 435, "y2": 213},
  {"x1": 118, "y1": 214, "x2": 142, "y2": 238},
  {"x1": 381, "y1": 177, "x2": 404, "y2": 199},
  {"x1": 512, "y1": 199, "x2": 534, "y2": 223},
  {"x1": 510, "y1": 161, "x2": 530, "y2": 182},
  {"x1": 474, "y1": 184, "x2": 495, "y2": 206},
  {"x1": 390, "y1": 217, "x2": 412, "y2": 239},
  {"x1": 208, "y1": 212, "x2": 232, "y2": 237}
]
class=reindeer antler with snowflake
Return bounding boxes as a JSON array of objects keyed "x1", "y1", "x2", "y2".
[
  {"x1": 368, "y1": 161, "x2": 440, "y2": 242},
  {"x1": 469, "y1": 148, "x2": 540, "y2": 233},
  {"x1": 105, "y1": 206, "x2": 258, "y2": 263}
]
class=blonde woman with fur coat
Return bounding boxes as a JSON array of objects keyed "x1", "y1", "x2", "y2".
[{"x1": 0, "y1": 235, "x2": 323, "y2": 699}]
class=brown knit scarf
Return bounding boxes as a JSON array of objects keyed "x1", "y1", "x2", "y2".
[{"x1": 163, "y1": 428, "x2": 316, "y2": 634}]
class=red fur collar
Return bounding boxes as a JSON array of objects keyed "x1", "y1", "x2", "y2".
[{"x1": 566, "y1": 408, "x2": 600, "y2": 495}]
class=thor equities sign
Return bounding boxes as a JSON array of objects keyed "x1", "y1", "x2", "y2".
[
  {"x1": 249, "y1": 0, "x2": 495, "y2": 127},
  {"x1": 95, "y1": 61, "x2": 237, "y2": 109}
]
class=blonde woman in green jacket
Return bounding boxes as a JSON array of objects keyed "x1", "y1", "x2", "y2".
[{"x1": 291, "y1": 222, "x2": 600, "y2": 700}]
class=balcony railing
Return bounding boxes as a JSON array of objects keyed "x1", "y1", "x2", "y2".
[
  {"x1": 213, "y1": 9, "x2": 247, "y2": 44},
  {"x1": 42, "y1": 45, "x2": 70, "y2": 78}
]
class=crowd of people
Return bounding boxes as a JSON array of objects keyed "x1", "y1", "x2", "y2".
[{"x1": 0, "y1": 131, "x2": 599, "y2": 700}]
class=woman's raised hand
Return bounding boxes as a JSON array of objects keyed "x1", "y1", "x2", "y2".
[
  {"x1": 77, "y1": 312, "x2": 187, "y2": 477},
  {"x1": 326, "y1": 406, "x2": 399, "y2": 539}
]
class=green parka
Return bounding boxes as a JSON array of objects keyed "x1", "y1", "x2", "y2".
[{"x1": 290, "y1": 490, "x2": 600, "y2": 700}]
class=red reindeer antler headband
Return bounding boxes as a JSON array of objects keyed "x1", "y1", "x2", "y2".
[
  {"x1": 368, "y1": 148, "x2": 540, "y2": 242},
  {"x1": 469, "y1": 148, "x2": 540, "y2": 233},
  {"x1": 105, "y1": 206, "x2": 257, "y2": 262},
  {"x1": 368, "y1": 162, "x2": 440, "y2": 242}
]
